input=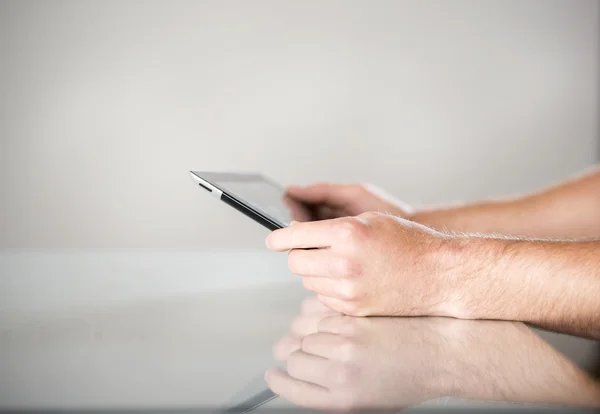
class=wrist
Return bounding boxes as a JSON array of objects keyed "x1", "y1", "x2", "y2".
[
  {"x1": 426, "y1": 317, "x2": 474, "y2": 397},
  {"x1": 434, "y1": 235, "x2": 507, "y2": 320}
]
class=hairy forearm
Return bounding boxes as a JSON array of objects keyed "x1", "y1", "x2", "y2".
[
  {"x1": 445, "y1": 321, "x2": 600, "y2": 406},
  {"x1": 411, "y1": 166, "x2": 600, "y2": 239},
  {"x1": 448, "y1": 237, "x2": 600, "y2": 339}
]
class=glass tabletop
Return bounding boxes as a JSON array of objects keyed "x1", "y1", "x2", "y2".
[{"x1": 0, "y1": 251, "x2": 598, "y2": 413}]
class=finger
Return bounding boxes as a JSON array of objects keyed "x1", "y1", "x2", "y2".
[
  {"x1": 266, "y1": 219, "x2": 344, "y2": 251},
  {"x1": 317, "y1": 295, "x2": 363, "y2": 317},
  {"x1": 301, "y1": 332, "x2": 346, "y2": 359},
  {"x1": 288, "y1": 249, "x2": 335, "y2": 278},
  {"x1": 273, "y1": 335, "x2": 302, "y2": 361},
  {"x1": 287, "y1": 183, "x2": 359, "y2": 208},
  {"x1": 300, "y1": 296, "x2": 339, "y2": 315},
  {"x1": 318, "y1": 314, "x2": 362, "y2": 335},
  {"x1": 265, "y1": 368, "x2": 332, "y2": 410},
  {"x1": 290, "y1": 313, "x2": 331, "y2": 337},
  {"x1": 303, "y1": 277, "x2": 346, "y2": 299},
  {"x1": 286, "y1": 350, "x2": 331, "y2": 387}
]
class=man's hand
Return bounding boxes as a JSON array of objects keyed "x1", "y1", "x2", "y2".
[
  {"x1": 266, "y1": 306, "x2": 600, "y2": 411},
  {"x1": 285, "y1": 183, "x2": 413, "y2": 221},
  {"x1": 268, "y1": 315, "x2": 446, "y2": 411},
  {"x1": 288, "y1": 167, "x2": 600, "y2": 238},
  {"x1": 267, "y1": 212, "x2": 600, "y2": 338},
  {"x1": 265, "y1": 212, "x2": 458, "y2": 317}
]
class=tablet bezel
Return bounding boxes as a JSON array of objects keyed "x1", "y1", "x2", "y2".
[{"x1": 190, "y1": 171, "x2": 287, "y2": 231}]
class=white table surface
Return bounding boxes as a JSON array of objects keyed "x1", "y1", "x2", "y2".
[{"x1": 0, "y1": 251, "x2": 598, "y2": 412}]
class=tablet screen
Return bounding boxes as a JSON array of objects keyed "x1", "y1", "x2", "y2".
[
  {"x1": 192, "y1": 172, "x2": 316, "y2": 228},
  {"x1": 216, "y1": 179, "x2": 294, "y2": 226}
]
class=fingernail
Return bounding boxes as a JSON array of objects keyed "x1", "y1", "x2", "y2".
[{"x1": 265, "y1": 234, "x2": 272, "y2": 249}]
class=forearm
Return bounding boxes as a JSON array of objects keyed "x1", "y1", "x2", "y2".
[
  {"x1": 411, "y1": 166, "x2": 600, "y2": 239},
  {"x1": 444, "y1": 321, "x2": 600, "y2": 407},
  {"x1": 447, "y1": 237, "x2": 600, "y2": 339}
]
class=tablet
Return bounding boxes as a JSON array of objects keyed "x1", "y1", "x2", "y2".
[{"x1": 189, "y1": 171, "x2": 313, "y2": 230}]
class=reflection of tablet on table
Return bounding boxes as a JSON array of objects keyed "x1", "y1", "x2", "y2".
[{"x1": 189, "y1": 171, "x2": 313, "y2": 230}]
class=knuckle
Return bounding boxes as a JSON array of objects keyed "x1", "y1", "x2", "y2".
[
  {"x1": 334, "y1": 257, "x2": 358, "y2": 278},
  {"x1": 335, "y1": 221, "x2": 357, "y2": 242},
  {"x1": 339, "y1": 280, "x2": 361, "y2": 300},
  {"x1": 335, "y1": 219, "x2": 366, "y2": 243},
  {"x1": 359, "y1": 211, "x2": 379, "y2": 221}
]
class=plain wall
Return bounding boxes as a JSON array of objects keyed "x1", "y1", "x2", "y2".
[{"x1": 0, "y1": 0, "x2": 598, "y2": 249}]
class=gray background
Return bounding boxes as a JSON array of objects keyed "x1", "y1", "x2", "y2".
[{"x1": 1, "y1": 0, "x2": 598, "y2": 249}]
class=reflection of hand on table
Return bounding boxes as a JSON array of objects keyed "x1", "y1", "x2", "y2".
[{"x1": 266, "y1": 297, "x2": 600, "y2": 412}]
